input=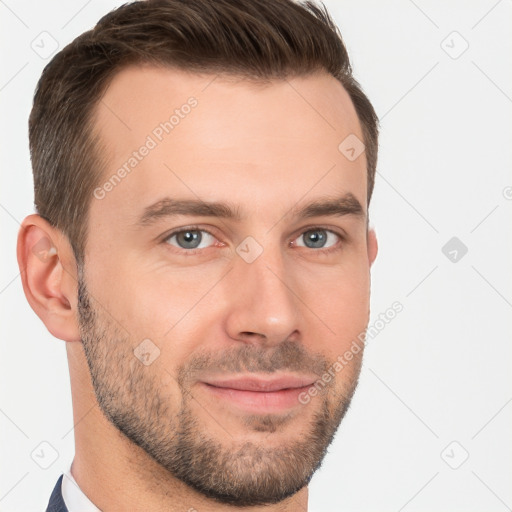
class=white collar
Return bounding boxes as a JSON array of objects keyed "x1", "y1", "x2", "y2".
[{"x1": 61, "y1": 460, "x2": 102, "y2": 512}]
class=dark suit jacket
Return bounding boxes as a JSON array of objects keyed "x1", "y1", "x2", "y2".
[{"x1": 45, "y1": 475, "x2": 69, "y2": 512}]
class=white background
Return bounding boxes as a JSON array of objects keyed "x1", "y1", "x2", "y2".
[{"x1": 1, "y1": 1, "x2": 511, "y2": 511}]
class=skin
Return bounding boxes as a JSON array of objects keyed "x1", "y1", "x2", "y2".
[{"x1": 17, "y1": 66, "x2": 378, "y2": 511}]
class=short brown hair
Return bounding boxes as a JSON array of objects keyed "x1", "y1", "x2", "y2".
[{"x1": 29, "y1": 0, "x2": 378, "y2": 266}]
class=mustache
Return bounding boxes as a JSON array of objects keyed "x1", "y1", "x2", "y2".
[{"x1": 177, "y1": 340, "x2": 329, "y2": 385}]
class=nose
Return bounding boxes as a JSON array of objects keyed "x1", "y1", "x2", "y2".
[{"x1": 223, "y1": 244, "x2": 301, "y2": 347}]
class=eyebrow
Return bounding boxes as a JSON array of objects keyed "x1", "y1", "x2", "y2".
[{"x1": 136, "y1": 192, "x2": 365, "y2": 227}]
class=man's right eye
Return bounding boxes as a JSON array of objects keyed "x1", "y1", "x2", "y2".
[{"x1": 162, "y1": 227, "x2": 219, "y2": 253}]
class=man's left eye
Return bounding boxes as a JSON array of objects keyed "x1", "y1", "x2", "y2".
[{"x1": 293, "y1": 228, "x2": 341, "y2": 250}]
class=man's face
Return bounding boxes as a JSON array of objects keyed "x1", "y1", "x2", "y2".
[{"x1": 78, "y1": 66, "x2": 376, "y2": 506}]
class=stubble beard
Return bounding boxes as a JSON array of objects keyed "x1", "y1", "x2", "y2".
[{"x1": 76, "y1": 268, "x2": 362, "y2": 507}]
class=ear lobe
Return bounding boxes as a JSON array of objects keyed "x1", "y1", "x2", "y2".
[
  {"x1": 367, "y1": 227, "x2": 378, "y2": 267},
  {"x1": 17, "y1": 214, "x2": 81, "y2": 342}
]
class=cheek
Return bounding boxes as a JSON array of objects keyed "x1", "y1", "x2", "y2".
[
  {"x1": 306, "y1": 248, "x2": 370, "y2": 303},
  {"x1": 85, "y1": 241, "x2": 371, "y2": 372},
  {"x1": 103, "y1": 261, "x2": 224, "y2": 358},
  {"x1": 299, "y1": 257, "x2": 370, "y2": 353}
]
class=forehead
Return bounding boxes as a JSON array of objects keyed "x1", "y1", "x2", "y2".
[{"x1": 91, "y1": 65, "x2": 366, "y2": 225}]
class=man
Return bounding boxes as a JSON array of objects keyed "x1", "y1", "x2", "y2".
[{"x1": 17, "y1": 0, "x2": 378, "y2": 510}]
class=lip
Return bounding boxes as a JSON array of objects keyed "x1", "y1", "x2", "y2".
[
  {"x1": 198, "y1": 374, "x2": 317, "y2": 413},
  {"x1": 202, "y1": 375, "x2": 317, "y2": 392}
]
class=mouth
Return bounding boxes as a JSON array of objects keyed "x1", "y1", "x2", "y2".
[{"x1": 199, "y1": 374, "x2": 317, "y2": 413}]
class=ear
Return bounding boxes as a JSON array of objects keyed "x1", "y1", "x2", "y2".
[
  {"x1": 367, "y1": 227, "x2": 378, "y2": 267},
  {"x1": 16, "y1": 214, "x2": 81, "y2": 342}
]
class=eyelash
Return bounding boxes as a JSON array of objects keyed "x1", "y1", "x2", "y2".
[{"x1": 161, "y1": 224, "x2": 346, "y2": 256}]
